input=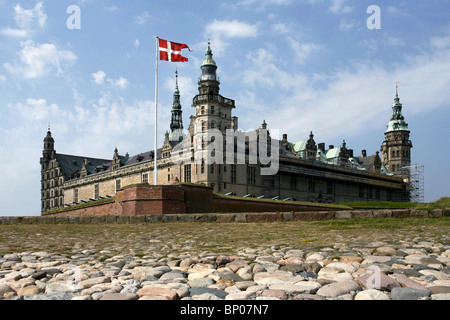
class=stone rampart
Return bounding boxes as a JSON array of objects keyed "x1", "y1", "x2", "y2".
[{"x1": 0, "y1": 208, "x2": 448, "y2": 224}]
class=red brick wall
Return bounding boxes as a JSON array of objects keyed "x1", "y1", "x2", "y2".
[{"x1": 47, "y1": 184, "x2": 345, "y2": 217}]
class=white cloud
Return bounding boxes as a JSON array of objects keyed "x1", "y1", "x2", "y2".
[
  {"x1": 204, "y1": 19, "x2": 259, "y2": 56},
  {"x1": 92, "y1": 70, "x2": 129, "y2": 89},
  {"x1": 0, "y1": 75, "x2": 6, "y2": 83},
  {"x1": 13, "y1": 2, "x2": 46, "y2": 29},
  {"x1": 328, "y1": 0, "x2": 352, "y2": 14},
  {"x1": 92, "y1": 70, "x2": 106, "y2": 84},
  {"x1": 134, "y1": 39, "x2": 140, "y2": 48},
  {"x1": 1, "y1": 27, "x2": 29, "y2": 38},
  {"x1": 109, "y1": 77, "x2": 129, "y2": 89},
  {"x1": 286, "y1": 37, "x2": 321, "y2": 64},
  {"x1": 4, "y1": 41, "x2": 77, "y2": 79},
  {"x1": 135, "y1": 11, "x2": 150, "y2": 25},
  {"x1": 238, "y1": 42, "x2": 450, "y2": 145},
  {"x1": 1, "y1": 2, "x2": 46, "y2": 38},
  {"x1": 105, "y1": 5, "x2": 118, "y2": 12},
  {"x1": 430, "y1": 33, "x2": 450, "y2": 49},
  {"x1": 339, "y1": 19, "x2": 356, "y2": 31},
  {"x1": 207, "y1": 19, "x2": 259, "y2": 39},
  {"x1": 272, "y1": 23, "x2": 289, "y2": 34}
]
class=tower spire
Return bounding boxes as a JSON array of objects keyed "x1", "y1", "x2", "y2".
[{"x1": 169, "y1": 70, "x2": 183, "y2": 143}]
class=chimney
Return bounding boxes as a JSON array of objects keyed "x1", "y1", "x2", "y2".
[
  {"x1": 348, "y1": 149, "x2": 354, "y2": 158},
  {"x1": 318, "y1": 143, "x2": 325, "y2": 152},
  {"x1": 362, "y1": 150, "x2": 367, "y2": 157},
  {"x1": 329, "y1": 145, "x2": 334, "y2": 150},
  {"x1": 282, "y1": 134, "x2": 287, "y2": 141}
]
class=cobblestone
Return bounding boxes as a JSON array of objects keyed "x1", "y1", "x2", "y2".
[{"x1": 0, "y1": 220, "x2": 448, "y2": 300}]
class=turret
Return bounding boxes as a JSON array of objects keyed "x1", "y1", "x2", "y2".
[
  {"x1": 169, "y1": 70, "x2": 184, "y2": 143},
  {"x1": 42, "y1": 126, "x2": 55, "y2": 161},
  {"x1": 380, "y1": 84, "x2": 412, "y2": 174}
]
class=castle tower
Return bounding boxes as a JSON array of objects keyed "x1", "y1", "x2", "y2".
[
  {"x1": 380, "y1": 85, "x2": 412, "y2": 174},
  {"x1": 192, "y1": 42, "x2": 235, "y2": 136},
  {"x1": 42, "y1": 126, "x2": 55, "y2": 161},
  {"x1": 169, "y1": 70, "x2": 184, "y2": 143},
  {"x1": 191, "y1": 43, "x2": 236, "y2": 191},
  {"x1": 40, "y1": 127, "x2": 59, "y2": 212}
]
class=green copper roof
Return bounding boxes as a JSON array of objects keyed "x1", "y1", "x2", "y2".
[
  {"x1": 202, "y1": 43, "x2": 217, "y2": 67},
  {"x1": 385, "y1": 91, "x2": 409, "y2": 133}
]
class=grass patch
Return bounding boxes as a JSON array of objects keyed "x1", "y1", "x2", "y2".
[
  {"x1": 214, "y1": 193, "x2": 352, "y2": 210},
  {"x1": 312, "y1": 217, "x2": 450, "y2": 231},
  {"x1": 341, "y1": 197, "x2": 450, "y2": 210},
  {"x1": 0, "y1": 218, "x2": 448, "y2": 257}
]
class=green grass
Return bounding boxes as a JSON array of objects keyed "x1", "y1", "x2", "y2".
[
  {"x1": 341, "y1": 196, "x2": 450, "y2": 210},
  {"x1": 312, "y1": 217, "x2": 450, "y2": 231},
  {"x1": 1, "y1": 218, "x2": 448, "y2": 257},
  {"x1": 213, "y1": 193, "x2": 352, "y2": 209}
]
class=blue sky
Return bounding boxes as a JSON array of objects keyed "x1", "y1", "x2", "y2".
[{"x1": 0, "y1": 0, "x2": 449, "y2": 216}]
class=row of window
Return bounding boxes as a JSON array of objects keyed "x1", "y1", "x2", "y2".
[
  {"x1": 391, "y1": 150, "x2": 409, "y2": 158},
  {"x1": 41, "y1": 197, "x2": 64, "y2": 210},
  {"x1": 42, "y1": 178, "x2": 64, "y2": 189}
]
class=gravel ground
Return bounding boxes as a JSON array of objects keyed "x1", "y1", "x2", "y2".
[{"x1": 0, "y1": 219, "x2": 449, "y2": 300}]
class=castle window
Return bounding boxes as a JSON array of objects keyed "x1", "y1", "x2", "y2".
[
  {"x1": 247, "y1": 166, "x2": 256, "y2": 186},
  {"x1": 210, "y1": 164, "x2": 214, "y2": 174},
  {"x1": 290, "y1": 175, "x2": 297, "y2": 190},
  {"x1": 269, "y1": 176, "x2": 275, "y2": 188},
  {"x1": 74, "y1": 189, "x2": 79, "y2": 203},
  {"x1": 201, "y1": 121, "x2": 206, "y2": 132},
  {"x1": 94, "y1": 184, "x2": 99, "y2": 200},
  {"x1": 375, "y1": 187, "x2": 381, "y2": 200},
  {"x1": 115, "y1": 179, "x2": 121, "y2": 191},
  {"x1": 392, "y1": 151, "x2": 395, "y2": 158},
  {"x1": 327, "y1": 180, "x2": 334, "y2": 195},
  {"x1": 308, "y1": 177, "x2": 315, "y2": 192},
  {"x1": 184, "y1": 164, "x2": 191, "y2": 183},
  {"x1": 396, "y1": 150, "x2": 399, "y2": 157},
  {"x1": 201, "y1": 160, "x2": 205, "y2": 174},
  {"x1": 359, "y1": 184, "x2": 365, "y2": 198},
  {"x1": 142, "y1": 173, "x2": 148, "y2": 184},
  {"x1": 201, "y1": 106, "x2": 205, "y2": 115},
  {"x1": 210, "y1": 121, "x2": 215, "y2": 129},
  {"x1": 211, "y1": 106, "x2": 215, "y2": 114},
  {"x1": 231, "y1": 164, "x2": 236, "y2": 183}
]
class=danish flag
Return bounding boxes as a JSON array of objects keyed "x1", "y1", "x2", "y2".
[{"x1": 158, "y1": 38, "x2": 190, "y2": 62}]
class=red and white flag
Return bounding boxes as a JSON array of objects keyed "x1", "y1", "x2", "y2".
[{"x1": 158, "y1": 38, "x2": 190, "y2": 62}]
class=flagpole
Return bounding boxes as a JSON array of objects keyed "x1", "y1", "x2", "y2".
[{"x1": 154, "y1": 36, "x2": 159, "y2": 186}]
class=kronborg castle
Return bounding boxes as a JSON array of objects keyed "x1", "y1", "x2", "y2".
[{"x1": 40, "y1": 44, "x2": 413, "y2": 214}]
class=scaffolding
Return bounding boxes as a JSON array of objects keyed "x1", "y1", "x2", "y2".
[{"x1": 401, "y1": 164, "x2": 424, "y2": 203}]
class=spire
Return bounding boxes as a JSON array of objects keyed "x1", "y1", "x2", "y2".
[
  {"x1": 174, "y1": 69, "x2": 179, "y2": 95},
  {"x1": 201, "y1": 41, "x2": 218, "y2": 81},
  {"x1": 43, "y1": 126, "x2": 55, "y2": 159},
  {"x1": 169, "y1": 70, "x2": 183, "y2": 142},
  {"x1": 385, "y1": 83, "x2": 409, "y2": 133},
  {"x1": 202, "y1": 40, "x2": 217, "y2": 68}
]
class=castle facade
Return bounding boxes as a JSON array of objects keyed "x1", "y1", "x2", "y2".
[{"x1": 40, "y1": 44, "x2": 412, "y2": 214}]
